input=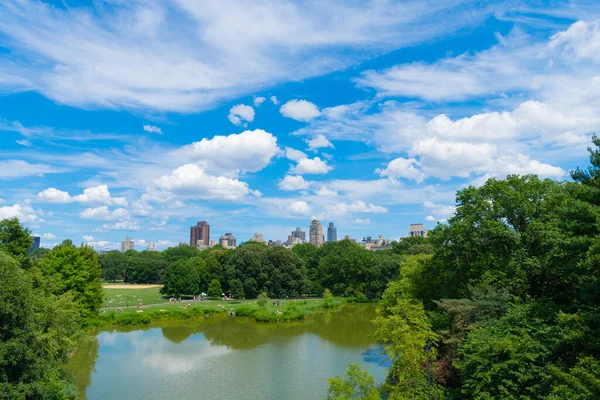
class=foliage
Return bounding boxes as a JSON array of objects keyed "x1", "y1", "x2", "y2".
[
  {"x1": 161, "y1": 259, "x2": 200, "y2": 297},
  {"x1": 0, "y1": 251, "x2": 81, "y2": 399},
  {"x1": 0, "y1": 217, "x2": 33, "y2": 259},
  {"x1": 208, "y1": 279, "x2": 222, "y2": 298},
  {"x1": 323, "y1": 288, "x2": 334, "y2": 307},
  {"x1": 38, "y1": 240, "x2": 103, "y2": 321},
  {"x1": 124, "y1": 250, "x2": 167, "y2": 284},
  {"x1": 99, "y1": 250, "x2": 126, "y2": 282},
  {"x1": 229, "y1": 278, "x2": 245, "y2": 299},
  {"x1": 327, "y1": 363, "x2": 380, "y2": 400},
  {"x1": 257, "y1": 291, "x2": 269, "y2": 308}
]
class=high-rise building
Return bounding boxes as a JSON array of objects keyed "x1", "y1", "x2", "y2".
[
  {"x1": 251, "y1": 232, "x2": 264, "y2": 243},
  {"x1": 290, "y1": 227, "x2": 306, "y2": 241},
  {"x1": 219, "y1": 233, "x2": 237, "y2": 249},
  {"x1": 409, "y1": 223, "x2": 428, "y2": 238},
  {"x1": 327, "y1": 222, "x2": 337, "y2": 242},
  {"x1": 147, "y1": 241, "x2": 158, "y2": 251},
  {"x1": 28, "y1": 236, "x2": 40, "y2": 254},
  {"x1": 190, "y1": 221, "x2": 210, "y2": 247},
  {"x1": 309, "y1": 219, "x2": 323, "y2": 247},
  {"x1": 121, "y1": 236, "x2": 134, "y2": 252}
]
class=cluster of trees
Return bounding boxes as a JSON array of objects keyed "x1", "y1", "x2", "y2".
[
  {"x1": 99, "y1": 237, "x2": 407, "y2": 300},
  {"x1": 0, "y1": 219, "x2": 103, "y2": 398},
  {"x1": 330, "y1": 137, "x2": 600, "y2": 399}
]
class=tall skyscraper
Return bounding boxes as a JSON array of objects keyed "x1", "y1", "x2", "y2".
[
  {"x1": 409, "y1": 223, "x2": 428, "y2": 237},
  {"x1": 219, "y1": 232, "x2": 237, "y2": 248},
  {"x1": 291, "y1": 227, "x2": 306, "y2": 241},
  {"x1": 190, "y1": 221, "x2": 210, "y2": 247},
  {"x1": 327, "y1": 222, "x2": 337, "y2": 242},
  {"x1": 309, "y1": 219, "x2": 323, "y2": 247},
  {"x1": 147, "y1": 241, "x2": 158, "y2": 251},
  {"x1": 28, "y1": 236, "x2": 40, "y2": 254},
  {"x1": 121, "y1": 236, "x2": 134, "y2": 252}
]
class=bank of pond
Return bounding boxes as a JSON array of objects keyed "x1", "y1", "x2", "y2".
[{"x1": 68, "y1": 303, "x2": 389, "y2": 400}]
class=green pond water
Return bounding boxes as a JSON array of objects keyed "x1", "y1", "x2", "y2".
[{"x1": 66, "y1": 303, "x2": 389, "y2": 400}]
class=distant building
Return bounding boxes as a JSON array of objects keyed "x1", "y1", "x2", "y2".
[
  {"x1": 409, "y1": 223, "x2": 428, "y2": 238},
  {"x1": 290, "y1": 227, "x2": 306, "y2": 242},
  {"x1": 251, "y1": 232, "x2": 265, "y2": 243},
  {"x1": 327, "y1": 222, "x2": 337, "y2": 242},
  {"x1": 219, "y1": 233, "x2": 237, "y2": 249},
  {"x1": 268, "y1": 240, "x2": 284, "y2": 247},
  {"x1": 121, "y1": 236, "x2": 134, "y2": 252},
  {"x1": 28, "y1": 236, "x2": 40, "y2": 254},
  {"x1": 210, "y1": 240, "x2": 217, "y2": 247},
  {"x1": 147, "y1": 241, "x2": 158, "y2": 251},
  {"x1": 286, "y1": 237, "x2": 304, "y2": 247},
  {"x1": 343, "y1": 235, "x2": 356, "y2": 242},
  {"x1": 190, "y1": 221, "x2": 210, "y2": 247},
  {"x1": 309, "y1": 219, "x2": 324, "y2": 247}
]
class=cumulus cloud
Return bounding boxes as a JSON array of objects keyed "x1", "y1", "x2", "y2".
[
  {"x1": 424, "y1": 201, "x2": 456, "y2": 220},
  {"x1": 33, "y1": 232, "x2": 57, "y2": 240},
  {"x1": 143, "y1": 124, "x2": 162, "y2": 134},
  {"x1": 280, "y1": 100, "x2": 321, "y2": 121},
  {"x1": 0, "y1": 203, "x2": 40, "y2": 223},
  {"x1": 285, "y1": 147, "x2": 307, "y2": 162},
  {"x1": 175, "y1": 129, "x2": 279, "y2": 176},
  {"x1": 228, "y1": 104, "x2": 255, "y2": 126},
  {"x1": 37, "y1": 188, "x2": 72, "y2": 203},
  {"x1": 288, "y1": 200, "x2": 311, "y2": 215},
  {"x1": 73, "y1": 185, "x2": 128, "y2": 206},
  {"x1": 353, "y1": 218, "x2": 371, "y2": 224},
  {"x1": 101, "y1": 221, "x2": 141, "y2": 231},
  {"x1": 83, "y1": 235, "x2": 95, "y2": 242},
  {"x1": 270, "y1": 96, "x2": 279, "y2": 105},
  {"x1": 279, "y1": 175, "x2": 310, "y2": 191},
  {"x1": 253, "y1": 96, "x2": 266, "y2": 107},
  {"x1": 425, "y1": 215, "x2": 436, "y2": 221},
  {"x1": 376, "y1": 157, "x2": 425, "y2": 183},
  {"x1": 152, "y1": 164, "x2": 260, "y2": 201},
  {"x1": 290, "y1": 157, "x2": 333, "y2": 174},
  {"x1": 305, "y1": 134, "x2": 334, "y2": 151},
  {"x1": 329, "y1": 201, "x2": 388, "y2": 214},
  {"x1": 80, "y1": 206, "x2": 131, "y2": 221}
]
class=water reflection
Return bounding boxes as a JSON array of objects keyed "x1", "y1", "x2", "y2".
[{"x1": 68, "y1": 304, "x2": 387, "y2": 400}]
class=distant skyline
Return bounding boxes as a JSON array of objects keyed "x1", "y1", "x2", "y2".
[{"x1": 1, "y1": 1, "x2": 599, "y2": 250}]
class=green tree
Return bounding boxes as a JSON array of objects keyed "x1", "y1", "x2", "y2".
[
  {"x1": 257, "y1": 291, "x2": 269, "y2": 308},
  {"x1": 99, "y1": 250, "x2": 126, "y2": 282},
  {"x1": 327, "y1": 363, "x2": 380, "y2": 400},
  {"x1": 162, "y1": 244, "x2": 199, "y2": 263},
  {"x1": 0, "y1": 217, "x2": 33, "y2": 259},
  {"x1": 229, "y1": 278, "x2": 245, "y2": 299},
  {"x1": 161, "y1": 259, "x2": 200, "y2": 297},
  {"x1": 38, "y1": 240, "x2": 103, "y2": 321},
  {"x1": 0, "y1": 251, "x2": 81, "y2": 399},
  {"x1": 323, "y1": 288, "x2": 334, "y2": 307},
  {"x1": 208, "y1": 279, "x2": 222, "y2": 298}
]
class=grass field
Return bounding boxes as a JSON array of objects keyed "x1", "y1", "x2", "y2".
[{"x1": 102, "y1": 284, "x2": 168, "y2": 307}]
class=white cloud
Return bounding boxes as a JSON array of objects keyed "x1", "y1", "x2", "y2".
[
  {"x1": 37, "y1": 188, "x2": 72, "y2": 204},
  {"x1": 376, "y1": 157, "x2": 425, "y2": 183},
  {"x1": 330, "y1": 201, "x2": 388, "y2": 214},
  {"x1": 175, "y1": 129, "x2": 279, "y2": 176},
  {"x1": 314, "y1": 186, "x2": 338, "y2": 197},
  {"x1": 0, "y1": 203, "x2": 40, "y2": 223},
  {"x1": 0, "y1": 160, "x2": 68, "y2": 179},
  {"x1": 305, "y1": 134, "x2": 334, "y2": 151},
  {"x1": 549, "y1": 20, "x2": 600, "y2": 63},
  {"x1": 143, "y1": 124, "x2": 162, "y2": 134},
  {"x1": 288, "y1": 201, "x2": 311, "y2": 215},
  {"x1": 73, "y1": 185, "x2": 128, "y2": 206},
  {"x1": 228, "y1": 104, "x2": 255, "y2": 126},
  {"x1": 152, "y1": 164, "x2": 259, "y2": 201},
  {"x1": 279, "y1": 175, "x2": 310, "y2": 191},
  {"x1": 285, "y1": 147, "x2": 307, "y2": 162},
  {"x1": 80, "y1": 206, "x2": 131, "y2": 221},
  {"x1": 425, "y1": 215, "x2": 436, "y2": 221},
  {"x1": 280, "y1": 100, "x2": 321, "y2": 121},
  {"x1": 83, "y1": 235, "x2": 95, "y2": 242},
  {"x1": 290, "y1": 157, "x2": 333, "y2": 175},
  {"x1": 253, "y1": 96, "x2": 266, "y2": 107},
  {"x1": 353, "y1": 218, "x2": 371, "y2": 225},
  {"x1": 424, "y1": 201, "x2": 456, "y2": 220},
  {"x1": 33, "y1": 232, "x2": 57, "y2": 240},
  {"x1": 101, "y1": 222, "x2": 141, "y2": 231},
  {"x1": 270, "y1": 96, "x2": 279, "y2": 105}
]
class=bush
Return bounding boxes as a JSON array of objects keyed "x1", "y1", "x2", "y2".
[{"x1": 257, "y1": 292, "x2": 269, "y2": 308}]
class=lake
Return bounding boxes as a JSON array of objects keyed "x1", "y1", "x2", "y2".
[{"x1": 67, "y1": 303, "x2": 389, "y2": 400}]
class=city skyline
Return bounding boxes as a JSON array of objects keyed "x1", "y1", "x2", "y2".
[{"x1": 0, "y1": 2, "x2": 596, "y2": 250}]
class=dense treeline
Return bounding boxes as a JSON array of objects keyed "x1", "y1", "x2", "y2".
[
  {"x1": 99, "y1": 239, "x2": 407, "y2": 300},
  {"x1": 329, "y1": 137, "x2": 600, "y2": 399}
]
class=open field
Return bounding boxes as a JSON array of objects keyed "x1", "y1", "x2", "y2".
[
  {"x1": 102, "y1": 285, "x2": 168, "y2": 307},
  {"x1": 102, "y1": 284, "x2": 163, "y2": 289}
]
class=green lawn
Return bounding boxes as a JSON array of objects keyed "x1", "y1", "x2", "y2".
[{"x1": 102, "y1": 285, "x2": 168, "y2": 307}]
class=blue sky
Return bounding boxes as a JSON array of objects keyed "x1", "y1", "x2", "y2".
[{"x1": 1, "y1": 0, "x2": 600, "y2": 250}]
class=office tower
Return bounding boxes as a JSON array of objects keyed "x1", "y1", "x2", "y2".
[
  {"x1": 309, "y1": 219, "x2": 323, "y2": 247},
  {"x1": 28, "y1": 236, "x2": 40, "y2": 254},
  {"x1": 147, "y1": 241, "x2": 158, "y2": 251},
  {"x1": 219, "y1": 232, "x2": 237, "y2": 248},
  {"x1": 327, "y1": 222, "x2": 337, "y2": 242},
  {"x1": 121, "y1": 236, "x2": 134, "y2": 252},
  {"x1": 190, "y1": 221, "x2": 210, "y2": 247},
  {"x1": 251, "y1": 232, "x2": 264, "y2": 243},
  {"x1": 409, "y1": 223, "x2": 428, "y2": 237},
  {"x1": 290, "y1": 227, "x2": 306, "y2": 242}
]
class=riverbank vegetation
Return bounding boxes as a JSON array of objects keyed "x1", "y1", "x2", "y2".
[{"x1": 328, "y1": 137, "x2": 600, "y2": 399}]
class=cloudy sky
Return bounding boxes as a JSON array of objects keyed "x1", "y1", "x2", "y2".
[{"x1": 1, "y1": 0, "x2": 600, "y2": 250}]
